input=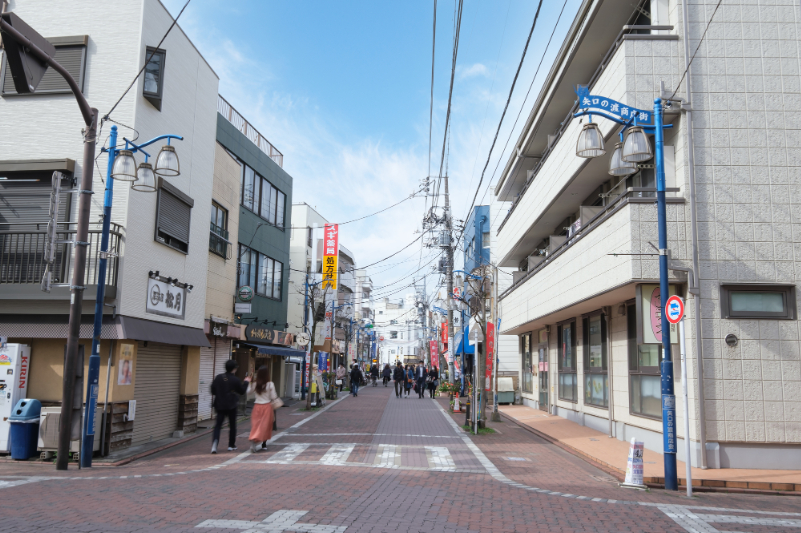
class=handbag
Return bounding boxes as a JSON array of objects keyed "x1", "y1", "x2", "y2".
[
  {"x1": 271, "y1": 396, "x2": 284, "y2": 409},
  {"x1": 335, "y1": 379, "x2": 343, "y2": 386}
]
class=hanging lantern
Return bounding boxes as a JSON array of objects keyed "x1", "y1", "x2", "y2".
[
  {"x1": 154, "y1": 145, "x2": 180, "y2": 176},
  {"x1": 622, "y1": 126, "x2": 652, "y2": 162},
  {"x1": 576, "y1": 122, "x2": 605, "y2": 158},
  {"x1": 110, "y1": 150, "x2": 137, "y2": 182},
  {"x1": 132, "y1": 162, "x2": 157, "y2": 192},
  {"x1": 608, "y1": 142, "x2": 638, "y2": 176}
]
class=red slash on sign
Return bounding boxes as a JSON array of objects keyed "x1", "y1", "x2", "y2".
[{"x1": 665, "y1": 295, "x2": 684, "y2": 324}]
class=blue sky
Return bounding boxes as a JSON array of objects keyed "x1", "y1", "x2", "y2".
[{"x1": 164, "y1": 0, "x2": 582, "y2": 296}]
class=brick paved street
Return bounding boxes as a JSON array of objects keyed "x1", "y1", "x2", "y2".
[{"x1": 0, "y1": 385, "x2": 799, "y2": 532}]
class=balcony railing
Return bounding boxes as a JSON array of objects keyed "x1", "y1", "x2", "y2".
[
  {"x1": 209, "y1": 222, "x2": 232, "y2": 259},
  {"x1": 0, "y1": 222, "x2": 122, "y2": 286},
  {"x1": 498, "y1": 25, "x2": 674, "y2": 233},
  {"x1": 217, "y1": 95, "x2": 284, "y2": 168},
  {"x1": 500, "y1": 187, "x2": 681, "y2": 299}
]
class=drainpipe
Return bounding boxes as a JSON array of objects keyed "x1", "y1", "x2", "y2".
[
  {"x1": 604, "y1": 307, "x2": 614, "y2": 438},
  {"x1": 674, "y1": 0, "x2": 708, "y2": 469}
]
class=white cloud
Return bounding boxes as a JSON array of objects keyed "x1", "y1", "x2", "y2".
[{"x1": 457, "y1": 63, "x2": 488, "y2": 80}]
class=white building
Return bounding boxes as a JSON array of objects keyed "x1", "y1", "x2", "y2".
[
  {"x1": 494, "y1": 0, "x2": 801, "y2": 470},
  {"x1": 0, "y1": 0, "x2": 219, "y2": 451},
  {"x1": 374, "y1": 294, "x2": 424, "y2": 366}
]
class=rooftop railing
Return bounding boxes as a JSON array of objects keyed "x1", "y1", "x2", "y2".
[{"x1": 218, "y1": 95, "x2": 284, "y2": 168}]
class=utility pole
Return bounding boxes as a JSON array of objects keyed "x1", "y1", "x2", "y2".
[
  {"x1": 491, "y1": 265, "x2": 501, "y2": 422},
  {"x1": 443, "y1": 175, "x2": 455, "y2": 384}
]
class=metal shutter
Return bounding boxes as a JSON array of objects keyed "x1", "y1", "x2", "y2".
[
  {"x1": 2, "y1": 46, "x2": 85, "y2": 94},
  {"x1": 131, "y1": 342, "x2": 181, "y2": 445},
  {"x1": 198, "y1": 340, "x2": 231, "y2": 421},
  {"x1": 157, "y1": 189, "x2": 191, "y2": 243}
]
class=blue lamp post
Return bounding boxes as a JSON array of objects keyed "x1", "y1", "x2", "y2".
[
  {"x1": 572, "y1": 85, "x2": 678, "y2": 491},
  {"x1": 82, "y1": 127, "x2": 183, "y2": 468}
]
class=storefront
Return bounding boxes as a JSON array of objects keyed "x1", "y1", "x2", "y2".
[
  {"x1": 198, "y1": 320, "x2": 243, "y2": 421},
  {"x1": 234, "y1": 324, "x2": 304, "y2": 398}
]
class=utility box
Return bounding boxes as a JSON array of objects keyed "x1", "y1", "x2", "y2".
[
  {"x1": 497, "y1": 377, "x2": 515, "y2": 405},
  {"x1": 38, "y1": 406, "x2": 101, "y2": 453},
  {"x1": 0, "y1": 344, "x2": 31, "y2": 454}
]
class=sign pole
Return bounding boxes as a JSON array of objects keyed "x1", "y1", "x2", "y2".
[{"x1": 680, "y1": 316, "x2": 692, "y2": 497}]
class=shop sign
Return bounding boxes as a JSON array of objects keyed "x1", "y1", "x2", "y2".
[
  {"x1": 238, "y1": 285, "x2": 254, "y2": 301},
  {"x1": 430, "y1": 340, "x2": 438, "y2": 368},
  {"x1": 321, "y1": 224, "x2": 339, "y2": 291},
  {"x1": 146, "y1": 277, "x2": 186, "y2": 320},
  {"x1": 636, "y1": 284, "x2": 679, "y2": 345},
  {"x1": 441, "y1": 322, "x2": 448, "y2": 349},
  {"x1": 245, "y1": 325, "x2": 293, "y2": 345},
  {"x1": 319, "y1": 352, "x2": 329, "y2": 371},
  {"x1": 485, "y1": 321, "x2": 495, "y2": 391},
  {"x1": 210, "y1": 320, "x2": 228, "y2": 337},
  {"x1": 234, "y1": 303, "x2": 252, "y2": 313}
]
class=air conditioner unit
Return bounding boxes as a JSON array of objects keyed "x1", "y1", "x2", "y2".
[{"x1": 38, "y1": 406, "x2": 102, "y2": 453}]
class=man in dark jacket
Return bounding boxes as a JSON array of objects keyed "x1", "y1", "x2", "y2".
[
  {"x1": 392, "y1": 363, "x2": 405, "y2": 398},
  {"x1": 210, "y1": 359, "x2": 247, "y2": 454},
  {"x1": 415, "y1": 361, "x2": 427, "y2": 398},
  {"x1": 350, "y1": 364, "x2": 364, "y2": 397}
]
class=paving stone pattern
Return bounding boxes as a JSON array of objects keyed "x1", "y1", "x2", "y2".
[{"x1": 0, "y1": 386, "x2": 798, "y2": 532}]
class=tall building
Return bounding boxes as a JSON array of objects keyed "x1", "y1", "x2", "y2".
[
  {"x1": 0, "y1": 0, "x2": 218, "y2": 451},
  {"x1": 494, "y1": 0, "x2": 801, "y2": 470}
]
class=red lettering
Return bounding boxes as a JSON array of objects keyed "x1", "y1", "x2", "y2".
[{"x1": 19, "y1": 354, "x2": 27, "y2": 389}]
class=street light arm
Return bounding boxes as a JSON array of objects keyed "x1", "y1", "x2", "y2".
[{"x1": 0, "y1": 17, "x2": 93, "y2": 127}]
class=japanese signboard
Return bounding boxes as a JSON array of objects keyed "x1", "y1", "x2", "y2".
[
  {"x1": 146, "y1": 277, "x2": 186, "y2": 319},
  {"x1": 441, "y1": 322, "x2": 448, "y2": 350},
  {"x1": 321, "y1": 223, "x2": 339, "y2": 291},
  {"x1": 636, "y1": 284, "x2": 679, "y2": 345},
  {"x1": 575, "y1": 85, "x2": 652, "y2": 124},
  {"x1": 430, "y1": 340, "x2": 438, "y2": 368},
  {"x1": 623, "y1": 439, "x2": 645, "y2": 487},
  {"x1": 485, "y1": 321, "x2": 495, "y2": 391},
  {"x1": 245, "y1": 326, "x2": 293, "y2": 345}
]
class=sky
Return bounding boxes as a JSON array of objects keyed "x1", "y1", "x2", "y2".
[{"x1": 163, "y1": 0, "x2": 583, "y2": 302}]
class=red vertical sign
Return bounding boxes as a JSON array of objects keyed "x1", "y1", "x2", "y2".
[
  {"x1": 430, "y1": 340, "x2": 439, "y2": 369},
  {"x1": 441, "y1": 322, "x2": 448, "y2": 348},
  {"x1": 485, "y1": 321, "x2": 495, "y2": 391}
]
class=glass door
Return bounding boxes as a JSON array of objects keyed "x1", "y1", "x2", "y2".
[{"x1": 537, "y1": 330, "x2": 549, "y2": 411}]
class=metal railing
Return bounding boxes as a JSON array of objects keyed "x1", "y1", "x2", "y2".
[
  {"x1": 500, "y1": 187, "x2": 681, "y2": 300},
  {"x1": 209, "y1": 222, "x2": 231, "y2": 259},
  {"x1": 217, "y1": 95, "x2": 284, "y2": 168},
  {"x1": 0, "y1": 222, "x2": 122, "y2": 286},
  {"x1": 498, "y1": 25, "x2": 675, "y2": 233}
]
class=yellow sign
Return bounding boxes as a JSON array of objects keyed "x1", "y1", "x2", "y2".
[{"x1": 322, "y1": 223, "x2": 339, "y2": 291}]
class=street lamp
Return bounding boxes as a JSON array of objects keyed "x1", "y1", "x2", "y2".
[
  {"x1": 608, "y1": 142, "x2": 638, "y2": 176},
  {"x1": 572, "y1": 84, "x2": 677, "y2": 491},
  {"x1": 575, "y1": 120, "x2": 605, "y2": 158},
  {"x1": 155, "y1": 144, "x2": 180, "y2": 176},
  {"x1": 80, "y1": 127, "x2": 182, "y2": 468}
]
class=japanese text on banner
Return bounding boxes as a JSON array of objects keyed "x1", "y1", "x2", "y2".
[
  {"x1": 485, "y1": 321, "x2": 495, "y2": 391},
  {"x1": 430, "y1": 340, "x2": 439, "y2": 369},
  {"x1": 322, "y1": 224, "x2": 339, "y2": 291}
]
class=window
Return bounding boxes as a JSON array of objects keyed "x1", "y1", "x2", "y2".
[
  {"x1": 155, "y1": 179, "x2": 193, "y2": 253},
  {"x1": 209, "y1": 202, "x2": 229, "y2": 258},
  {"x1": 239, "y1": 162, "x2": 286, "y2": 228},
  {"x1": 720, "y1": 284, "x2": 796, "y2": 320},
  {"x1": 237, "y1": 244, "x2": 283, "y2": 300},
  {"x1": 482, "y1": 231, "x2": 491, "y2": 248},
  {"x1": 521, "y1": 333, "x2": 533, "y2": 393},
  {"x1": 142, "y1": 47, "x2": 166, "y2": 110},
  {"x1": 307, "y1": 227, "x2": 313, "y2": 248},
  {"x1": 557, "y1": 320, "x2": 577, "y2": 402},
  {"x1": 628, "y1": 303, "x2": 661, "y2": 419},
  {"x1": 378, "y1": 310, "x2": 383, "y2": 315},
  {"x1": 2, "y1": 36, "x2": 88, "y2": 96},
  {"x1": 583, "y1": 313, "x2": 608, "y2": 408},
  {"x1": 390, "y1": 331, "x2": 398, "y2": 339}
]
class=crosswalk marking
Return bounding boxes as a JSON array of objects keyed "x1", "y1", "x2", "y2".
[
  {"x1": 373, "y1": 445, "x2": 400, "y2": 468},
  {"x1": 320, "y1": 444, "x2": 355, "y2": 466},
  {"x1": 426, "y1": 446, "x2": 456, "y2": 471},
  {"x1": 267, "y1": 443, "x2": 310, "y2": 463}
]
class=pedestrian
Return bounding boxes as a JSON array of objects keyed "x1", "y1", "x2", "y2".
[
  {"x1": 244, "y1": 365, "x2": 281, "y2": 453},
  {"x1": 336, "y1": 363, "x2": 347, "y2": 392},
  {"x1": 393, "y1": 362, "x2": 405, "y2": 398},
  {"x1": 350, "y1": 363, "x2": 364, "y2": 397},
  {"x1": 427, "y1": 365, "x2": 439, "y2": 398},
  {"x1": 210, "y1": 359, "x2": 247, "y2": 454},
  {"x1": 415, "y1": 360, "x2": 427, "y2": 399},
  {"x1": 404, "y1": 364, "x2": 414, "y2": 398},
  {"x1": 382, "y1": 363, "x2": 392, "y2": 387}
]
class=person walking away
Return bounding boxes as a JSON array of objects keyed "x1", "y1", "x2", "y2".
[
  {"x1": 350, "y1": 363, "x2": 364, "y2": 397},
  {"x1": 393, "y1": 362, "x2": 405, "y2": 398},
  {"x1": 427, "y1": 365, "x2": 439, "y2": 398},
  {"x1": 382, "y1": 364, "x2": 392, "y2": 387},
  {"x1": 244, "y1": 365, "x2": 281, "y2": 452},
  {"x1": 415, "y1": 361, "x2": 427, "y2": 399},
  {"x1": 210, "y1": 359, "x2": 247, "y2": 454},
  {"x1": 336, "y1": 363, "x2": 347, "y2": 392},
  {"x1": 370, "y1": 363, "x2": 379, "y2": 387},
  {"x1": 404, "y1": 364, "x2": 414, "y2": 398}
]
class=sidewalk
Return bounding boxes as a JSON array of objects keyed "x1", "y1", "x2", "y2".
[{"x1": 499, "y1": 404, "x2": 801, "y2": 493}]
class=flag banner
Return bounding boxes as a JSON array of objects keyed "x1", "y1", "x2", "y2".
[
  {"x1": 430, "y1": 340, "x2": 439, "y2": 368},
  {"x1": 322, "y1": 224, "x2": 339, "y2": 291},
  {"x1": 485, "y1": 321, "x2": 495, "y2": 391}
]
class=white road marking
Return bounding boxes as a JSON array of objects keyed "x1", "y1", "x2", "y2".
[
  {"x1": 196, "y1": 509, "x2": 347, "y2": 532},
  {"x1": 373, "y1": 444, "x2": 400, "y2": 468},
  {"x1": 266, "y1": 443, "x2": 310, "y2": 463},
  {"x1": 426, "y1": 446, "x2": 456, "y2": 471},
  {"x1": 319, "y1": 444, "x2": 355, "y2": 466}
]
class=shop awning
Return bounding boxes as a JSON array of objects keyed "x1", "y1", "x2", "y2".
[
  {"x1": 244, "y1": 343, "x2": 307, "y2": 359},
  {"x1": 120, "y1": 316, "x2": 210, "y2": 347}
]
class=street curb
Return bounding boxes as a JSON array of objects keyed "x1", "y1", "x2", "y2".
[{"x1": 499, "y1": 411, "x2": 801, "y2": 497}]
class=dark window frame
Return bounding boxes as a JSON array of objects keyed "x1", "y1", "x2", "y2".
[
  {"x1": 627, "y1": 301, "x2": 662, "y2": 420},
  {"x1": 238, "y1": 162, "x2": 287, "y2": 229},
  {"x1": 557, "y1": 319, "x2": 577, "y2": 403},
  {"x1": 154, "y1": 178, "x2": 193, "y2": 254},
  {"x1": 209, "y1": 201, "x2": 230, "y2": 258},
  {"x1": 582, "y1": 310, "x2": 608, "y2": 408},
  {"x1": 2, "y1": 36, "x2": 88, "y2": 96},
  {"x1": 720, "y1": 284, "x2": 796, "y2": 320},
  {"x1": 142, "y1": 46, "x2": 166, "y2": 111},
  {"x1": 521, "y1": 333, "x2": 533, "y2": 394},
  {"x1": 237, "y1": 243, "x2": 283, "y2": 301}
]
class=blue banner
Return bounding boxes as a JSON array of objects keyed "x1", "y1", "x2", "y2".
[
  {"x1": 575, "y1": 85, "x2": 652, "y2": 124},
  {"x1": 370, "y1": 341, "x2": 376, "y2": 361},
  {"x1": 662, "y1": 394, "x2": 677, "y2": 453},
  {"x1": 318, "y1": 352, "x2": 329, "y2": 372}
]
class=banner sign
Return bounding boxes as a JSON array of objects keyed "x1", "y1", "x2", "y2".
[
  {"x1": 576, "y1": 85, "x2": 653, "y2": 124},
  {"x1": 323, "y1": 308, "x2": 333, "y2": 340},
  {"x1": 623, "y1": 438, "x2": 645, "y2": 487},
  {"x1": 318, "y1": 352, "x2": 329, "y2": 372},
  {"x1": 485, "y1": 321, "x2": 495, "y2": 391},
  {"x1": 441, "y1": 322, "x2": 448, "y2": 350},
  {"x1": 637, "y1": 284, "x2": 679, "y2": 345},
  {"x1": 245, "y1": 325, "x2": 293, "y2": 345},
  {"x1": 322, "y1": 224, "x2": 339, "y2": 291},
  {"x1": 430, "y1": 340, "x2": 439, "y2": 369},
  {"x1": 371, "y1": 340, "x2": 376, "y2": 361}
]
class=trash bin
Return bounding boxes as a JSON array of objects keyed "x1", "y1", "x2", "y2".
[{"x1": 9, "y1": 399, "x2": 41, "y2": 461}]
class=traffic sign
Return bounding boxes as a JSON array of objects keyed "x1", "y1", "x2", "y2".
[{"x1": 665, "y1": 295, "x2": 684, "y2": 324}]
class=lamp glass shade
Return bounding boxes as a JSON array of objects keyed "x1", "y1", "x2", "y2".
[
  {"x1": 576, "y1": 122, "x2": 605, "y2": 158},
  {"x1": 132, "y1": 162, "x2": 157, "y2": 192},
  {"x1": 622, "y1": 126, "x2": 652, "y2": 162},
  {"x1": 111, "y1": 150, "x2": 138, "y2": 182},
  {"x1": 608, "y1": 142, "x2": 638, "y2": 176},
  {"x1": 154, "y1": 145, "x2": 180, "y2": 176}
]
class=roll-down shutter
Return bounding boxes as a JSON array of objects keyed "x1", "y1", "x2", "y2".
[
  {"x1": 198, "y1": 340, "x2": 231, "y2": 421},
  {"x1": 132, "y1": 342, "x2": 181, "y2": 445}
]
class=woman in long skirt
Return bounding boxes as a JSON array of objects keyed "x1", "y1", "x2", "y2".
[{"x1": 245, "y1": 365, "x2": 276, "y2": 452}]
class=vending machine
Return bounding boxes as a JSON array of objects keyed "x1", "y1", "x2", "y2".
[{"x1": 0, "y1": 344, "x2": 31, "y2": 453}]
